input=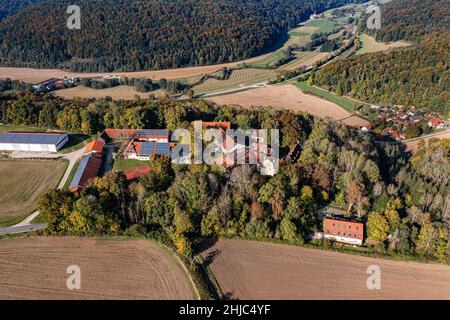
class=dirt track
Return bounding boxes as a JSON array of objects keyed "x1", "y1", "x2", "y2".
[
  {"x1": 54, "y1": 86, "x2": 166, "y2": 100},
  {"x1": 208, "y1": 84, "x2": 369, "y2": 126},
  {"x1": 0, "y1": 54, "x2": 270, "y2": 83},
  {"x1": 202, "y1": 239, "x2": 450, "y2": 300},
  {"x1": 0, "y1": 237, "x2": 194, "y2": 300}
]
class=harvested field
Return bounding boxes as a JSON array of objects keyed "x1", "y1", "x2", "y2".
[
  {"x1": 208, "y1": 84, "x2": 368, "y2": 126},
  {"x1": 193, "y1": 69, "x2": 276, "y2": 94},
  {"x1": 54, "y1": 86, "x2": 166, "y2": 100},
  {"x1": 202, "y1": 239, "x2": 450, "y2": 300},
  {"x1": 0, "y1": 237, "x2": 194, "y2": 300},
  {"x1": 0, "y1": 160, "x2": 66, "y2": 226},
  {"x1": 0, "y1": 54, "x2": 271, "y2": 84},
  {"x1": 357, "y1": 33, "x2": 412, "y2": 55}
]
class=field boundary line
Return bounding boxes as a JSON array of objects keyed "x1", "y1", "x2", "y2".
[{"x1": 158, "y1": 243, "x2": 202, "y2": 301}]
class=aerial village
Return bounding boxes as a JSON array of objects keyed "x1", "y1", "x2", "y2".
[
  {"x1": 357, "y1": 104, "x2": 448, "y2": 140},
  {"x1": 0, "y1": 121, "x2": 363, "y2": 247}
]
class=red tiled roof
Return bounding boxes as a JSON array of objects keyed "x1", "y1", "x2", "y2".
[
  {"x1": 323, "y1": 217, "x2": 364, "y2": 241},
  {"x1": 102, "y1": 129, "x2": 137, "y2": 139},
  {"x1": 84, "y1": 138, "x2": 105, "y2": 154},
  {"x1": 202, "y1": 122, "x2": 231, "y2": 130},
  {"x1": 123, "y1": 166, "x2": 151, "y2": 181}
]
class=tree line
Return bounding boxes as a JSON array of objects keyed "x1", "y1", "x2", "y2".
[
  {"x1": 0, "y1": 0, "x2": 44, "y2": 21},
  {"x1": 0, "y1": 0, "x2": 364, "y2": 72},
  {"x1": 360, "y1": 0, "x2": 449, "y2": 43},
  {"x1": 313, "y1": 0, "x2": 450, "y2": 116},
  {"x1": 313, "y1": 36, "x2": 450, "y2": 116}
]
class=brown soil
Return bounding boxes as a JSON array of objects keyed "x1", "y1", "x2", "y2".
[
  {"x1": 202, "y1": 239, "x2": 450, "y2": 300},
  {"x1": 54, "y1": 86, "x2": 166, "y2": 100},
  {"x1": 0, "y1": 237, "x2": 194, "y2": 300},
  {"x1": 209, "y1": 84, "x2": 352, "y2": 120},
  {"x1": 0, "y1": 54, "x2": 271, "y2": 84}
]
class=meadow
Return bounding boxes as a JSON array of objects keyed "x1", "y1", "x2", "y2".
[{"x1": 0, "y1": 160, "x2": 67, "y2": 226}]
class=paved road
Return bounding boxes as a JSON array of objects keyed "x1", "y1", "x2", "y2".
[
  {"x1": 0, "y1": 223, "x2": 47, "y2": 236},
  {"x1": 0, "y1": 146, "x2": 86, "y2": 236},
  {"x1": 58, "y1": 147, "x2": 85, "y2": 189}
]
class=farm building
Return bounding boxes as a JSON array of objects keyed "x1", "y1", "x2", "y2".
[
  {"x1": 101, "y1": 129, "x2": 137, "y2": 141},
  {"x1": 323, "y1": 217, "x2": 364, "y2": 246},
  {"x1": 101, "y1": 129, "x2": 170, "y2": 142},
  {"x1": 69, "y1": 152, "x2": 103, "y2": 192},
  {"x1": 124, "y1": 141, "x2": 171, "y2": 160},
  {"x1": 0, "y1": 131, "x2": 69, "y2": 152},
  {"x1": 84, "y1": 137, "x2": 105, "y2": 154},
  {"x1": 135, "y1": 129, "x2": 169, "y2": 142}
]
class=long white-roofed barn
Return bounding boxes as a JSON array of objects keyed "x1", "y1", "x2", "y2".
[{"x1": 0, "y1": 132, "x2": 69, "y2": 153}]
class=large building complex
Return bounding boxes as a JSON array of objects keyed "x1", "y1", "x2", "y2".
[{"x1": 0, "y1": 132, "x2": 69, "y2": 152}]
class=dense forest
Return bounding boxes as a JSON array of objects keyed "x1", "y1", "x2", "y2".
[
  {"x1": 313, "y1": 36, "x2": 450, "y2": 115},
  {"x1": 360, "y1": 0, "x2": 450, "y2": 43},
  {"x1": 0, "y1": 0, "x2": 45, "y2": 21},
  {"x1": 0, "y1": 0, "x2": 362, "y2": 72},
  {"x1": 314, "y1": 0, "x2": 450, "y2": 115},
  {"x1": 1, "y1": 91, "x2": 449, "y2": 262}
]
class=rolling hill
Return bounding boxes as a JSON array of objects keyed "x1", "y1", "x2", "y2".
[
  {"x1": 314, "y1": 0, "x2": 450, "y2": 115},
  {"x1": 0, "y1": 0, "x2": 361, "y2": 72},
  {"x1": 0, "y1": 0, "x2": 46, "y2": 21}
]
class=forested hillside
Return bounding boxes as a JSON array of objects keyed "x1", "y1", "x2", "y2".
[
  {"x1": 361, "y1": 0, "x2": 450, "y2": 42},
  {"x1": 313, "y1": 37, "x2": 450, "y2": 115},
  {"x1": 0, "y1": 0, "x2": 46, "y2": 21},
  {"x1": 0, "y1": 0, "x2": 360, "y2": 72},
  {"x1": 314, "y1": 0, "x2": 450, "y2": 115}
]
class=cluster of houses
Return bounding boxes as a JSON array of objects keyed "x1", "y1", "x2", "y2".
[
  {"x1": 32, "y1": 78, "x2": 76, "y2": 93},
  {"x1": 360, "y1": 105, "x2": 448, "y2": 141}
]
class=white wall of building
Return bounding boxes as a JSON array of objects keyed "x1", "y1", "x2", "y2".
[
  {"x1": 324, "y1": 234, "x2": 363, "y2": 246},
  {"x1": 0, "y1": 134, "x2": 68, "y2": 153}
]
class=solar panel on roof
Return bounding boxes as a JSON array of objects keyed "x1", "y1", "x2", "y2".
[
  {"x1": 0, "y1": 132, "x2": 66, "y2": 145},
  {"x1": 27, "y1": 135, "x2": 44, "y2": 143},
  {"x1": 136, "y1": 129, "x2": 169, "y2": 136},
  {"x1": 69, "y1": 154, "x2": 91, "y2": 190},
  {"x1": 138, "y1": 142, "x2": 171, "y2": 156}
]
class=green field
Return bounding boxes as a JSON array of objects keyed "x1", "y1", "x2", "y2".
[
  {"x1": 113, "y1": 159, "x2": 148, "y2": 172},
  {"x1": 356, "y1": 33, "x2": 412, "y2": 55},
  {"x1": 243, "y1": 50, "x2": 291, "y2": 69},
  {"x1": 0, "y1": 160, "x2": 67, "y2": 227},
  {"x1": 63, "y1": 159, "x2": 81, "y2": 189},
  {"x1": 296, "y1": 81, "x2": 355, "y2": 111},
  {"x1": 59, "y1": 134, "x2": 94, "y2": 154},
  {"x1": 279, "y1": 51, "x2": 327, "y2": 70},
  {"x1": 243, "y1": 25, "x2": 314, "y2": 69},
  {"x1": 0, "y1": 124, "x2": 46, "y2": 133},
  {"x1": 305, "y1": 17, "x2": 349, "y2": 34},
  {"x1": 193, "y1": 68, "x2": 276, "y2": 94}
]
